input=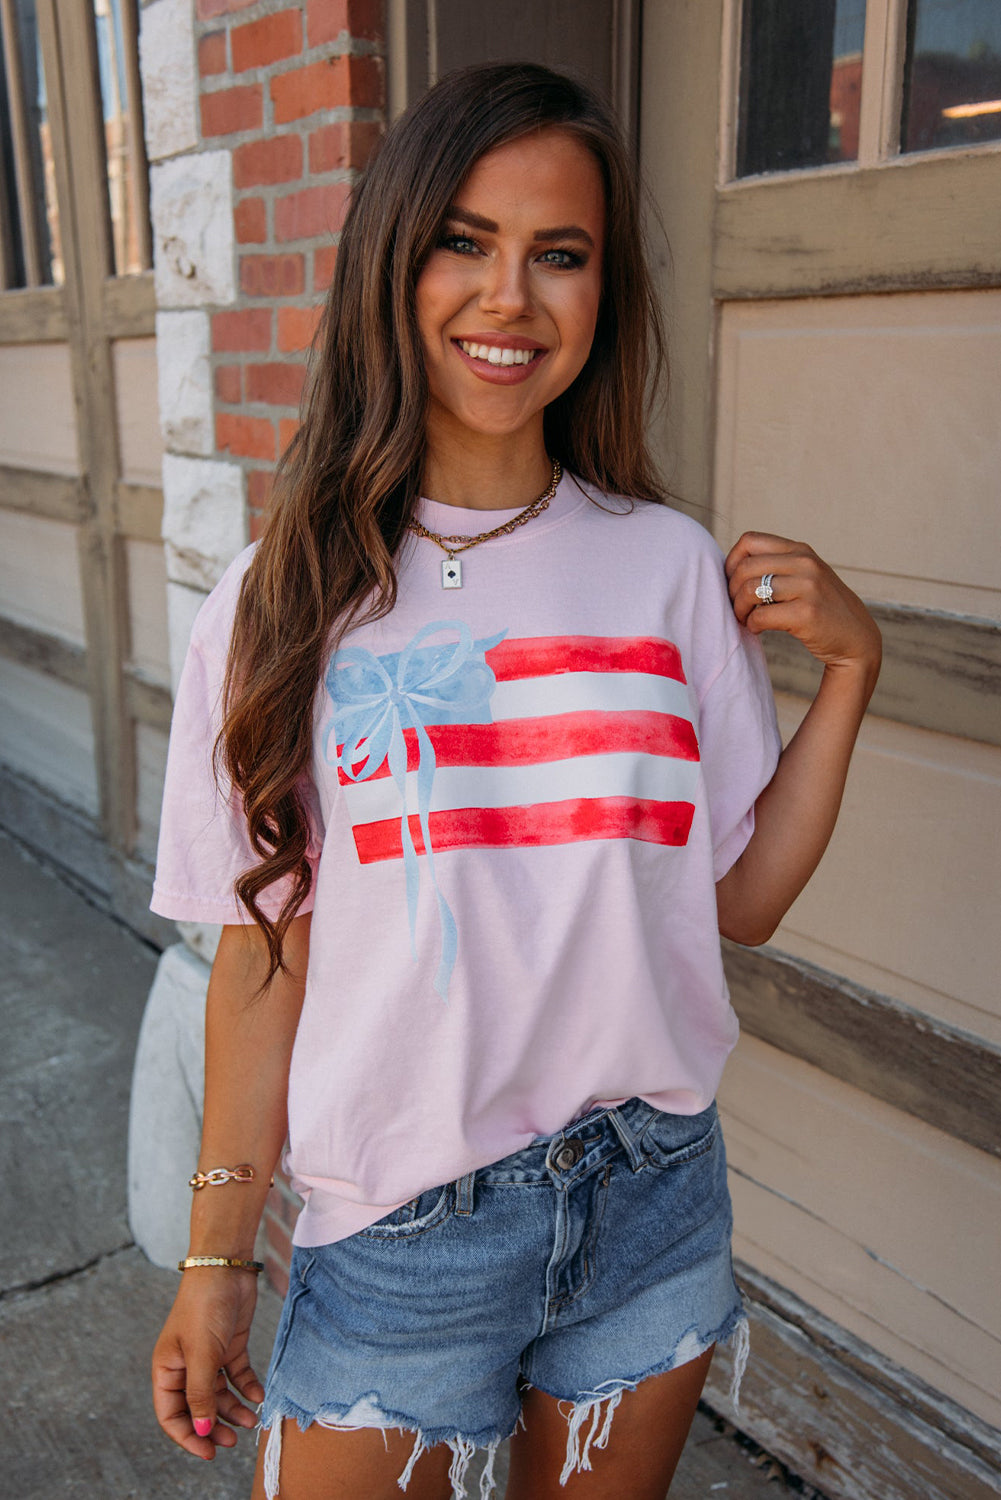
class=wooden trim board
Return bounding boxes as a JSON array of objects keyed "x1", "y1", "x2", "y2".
[
  {"x1": 123, "y1": 671, "x2": 172, "y2": 735},
  {"x1": 0, "y1": 465, "x2": 86, "y2": 523},
  {"x1": 715, "y1": 149, "x2": 1001, "y2": 299},
  {"x1": 115, "y1": 481, "x2": 162, "y2": 542},
  {"x1": 102, "y1": 270, "x2": 155, "y2": 337},
  {"x1": 704, "y1": 1261, "x2": 1001, "y2": 1500},
  {"x1": 763, "y1": 604, "x2": 1001, "y2": 749},
  {"x1": 724, "y1": 941, "x2": 1001, "y2": 1159},
  {"x1": 0, "y1": 616, "x2": 170, "y2": 732},
  {"x1": 0, "y1": 615, "x2": 88, "y2": 690},
  {"x1": 0, "y1": 285, "x2": 67, "y2": 341}
]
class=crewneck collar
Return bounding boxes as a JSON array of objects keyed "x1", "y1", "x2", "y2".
[{"x1": 416, "y1": 470, "x2": 588, "y2": 545}]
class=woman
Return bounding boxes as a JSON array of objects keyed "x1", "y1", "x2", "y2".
[{"x1": 150, "y1": 62, "x2": 880, "y2": 1500}]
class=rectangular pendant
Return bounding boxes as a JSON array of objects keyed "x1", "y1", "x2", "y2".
[{"x1": 442, "y1": 556, "x2": 462, "y2": 589}]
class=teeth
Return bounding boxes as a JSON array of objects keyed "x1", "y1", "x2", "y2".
[{"x1": 459, "y1": 340, "x2": 537, "y2": 365}]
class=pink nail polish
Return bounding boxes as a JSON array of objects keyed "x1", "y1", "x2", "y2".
[{"x1": 193, "y1": 1417, "x2": 213, "y2": 1437}]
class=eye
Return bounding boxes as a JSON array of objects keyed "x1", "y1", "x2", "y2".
[
  {"x1": 438, "y1": 233, "x2": 480, "y2": 255},
  {"x1": 538, "y1": 248, "x2": 586, "y2": 270}
]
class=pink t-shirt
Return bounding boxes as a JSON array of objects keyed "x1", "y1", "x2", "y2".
[{"x1": 151, "y1": 475, "x2": 781, "y2": 1246}]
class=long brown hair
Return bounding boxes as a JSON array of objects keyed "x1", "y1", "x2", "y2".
[{"x1": 221, "y1": 62, "x2": 668, "y2": 980}]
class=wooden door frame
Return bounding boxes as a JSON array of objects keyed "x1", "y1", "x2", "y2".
[
  {"x1": 384, "y1": 0, "x2": 642, "y2": 144},
  {"x1": 642, "y1": 4, "x2": 1001, "y2": 1492},
  {"x1": 0, "y1": 0, "x2": 167, "y2": 939}
]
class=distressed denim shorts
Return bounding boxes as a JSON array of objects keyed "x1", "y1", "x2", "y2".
[{"x1": 259, "y1": 1098, "x2": 747, "y2": 1499}]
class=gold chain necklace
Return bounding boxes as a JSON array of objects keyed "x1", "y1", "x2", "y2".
[{"x1": 408, "y1": 459, "x2": 562, "y2": 589}]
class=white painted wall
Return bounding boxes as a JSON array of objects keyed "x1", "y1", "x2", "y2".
[
  {"x1": 125, "y1": 538, "x2": 171, "y2": 686},
  {"x1": 0, "y1": 344, "x2": 79, "y2": 474},
  {"x1": 0, "y1": 659, "x2": 98, "y2": 814},
  {"x1": 774, "y1": 697, "x2": 1001, "y2": 1043},
  {"x1": 113, "y1": 339, "x2": 165, "y2": 486},
  {"x1": 0, "y1": 512, "x2": 86, "y2": 643},
  {"x1": 714, "y1": 290, "x2": 1001, "y2": 620},
  {"x1": 720, "y1": 1035, "x2": 1001, "y2": 1430}
]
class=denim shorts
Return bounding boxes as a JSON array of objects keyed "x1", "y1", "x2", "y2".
[{"x1": 259, "y1": 1098, "x2": 747, "y2": 1499}]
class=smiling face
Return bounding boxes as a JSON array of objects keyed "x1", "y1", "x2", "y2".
[{"x1": 415, "y1": 128, "x2": 606, "y2": 466}]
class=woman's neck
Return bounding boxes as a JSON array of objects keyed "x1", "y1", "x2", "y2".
[{"x1": 421, "y1": 425, "x2": 553, "y2": 511}]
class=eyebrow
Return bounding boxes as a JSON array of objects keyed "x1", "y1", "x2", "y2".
[{"x1": 446, "y1": 205, "x2": 595, "y2": 250}]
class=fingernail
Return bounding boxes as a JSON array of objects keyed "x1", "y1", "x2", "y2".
[{"x1": 193, "y1": 1417, "x2": 213, "y2": 1437}]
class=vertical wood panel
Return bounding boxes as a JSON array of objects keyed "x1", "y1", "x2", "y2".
[
  {"x1": 113, "y1": 338, "x2": 162, "y2": 485},
  {"x1": 0, "y1": 510, "x2": 87, "y2": 642},
  {"x1": 124, "y1": 537, "x2": 170, "y2": 685},
  {"x1": 641, "y1": 0, "x2": 726, "y2": 518},
  {"x1": 0, "y1": 342, "x2": 79, "y2": 471}
]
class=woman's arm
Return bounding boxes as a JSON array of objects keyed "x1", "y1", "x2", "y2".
[
  {"x1": 151, "y1": 911, "x2": 310, "y2": 1460},
  {"x1": 715, "y1": 532, "x2": 882, "y2": 947}
]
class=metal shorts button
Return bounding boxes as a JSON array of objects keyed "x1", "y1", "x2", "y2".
[{"x1": 554, "y1": 1139, "x2": 585, "y2": 1171}]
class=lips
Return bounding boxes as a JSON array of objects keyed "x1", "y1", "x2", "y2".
[
  {"x1": 451, "y1": 335, "x2": 548, "y2": 384},
  {"x1": 456, "y1": 339, "x2": 540, "y2": 367}
]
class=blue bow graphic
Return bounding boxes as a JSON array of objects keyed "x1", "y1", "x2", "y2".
[{"x1": 325, "y1": 621, "x2": 506, "y2": 999}]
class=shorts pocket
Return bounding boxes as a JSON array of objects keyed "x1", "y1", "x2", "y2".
[
  {"x1": 356, "y1": 1183, "x2": 454, "y2": 1240},
  {"x1": 638, "y1": 1102, "x2": 718, "y2": 1169}
]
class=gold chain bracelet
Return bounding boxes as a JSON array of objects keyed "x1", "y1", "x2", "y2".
[{"x1": 189, "y1": 1164, "x2": 274, "y2": 1190}]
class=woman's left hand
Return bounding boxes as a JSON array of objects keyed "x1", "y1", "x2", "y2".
[{"x1": 725, "y1": 531, "x2": 881, "y2": 680}]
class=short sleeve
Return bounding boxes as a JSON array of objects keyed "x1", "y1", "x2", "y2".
[
  {"x1": 697, "y1": 631, "x2": 782, "y2": 881},
  {"x1": 150, "y1": 614, "x2": 319, "y2": 926}
]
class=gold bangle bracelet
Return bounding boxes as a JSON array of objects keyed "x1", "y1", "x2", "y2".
[{"x1": 177, "y1": 1256, "x2": 264, "y2": 1273}]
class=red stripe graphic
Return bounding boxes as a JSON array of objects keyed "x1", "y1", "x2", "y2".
[
  {"x1": 352, "y1": 798, "x2": 695, "y2": 862},
  {"x1": 338, "y1": 710, "x2": 698, "y2": 785},
  {"x1": 486, "y1": 635, "x2": 686, "y2": 684}
]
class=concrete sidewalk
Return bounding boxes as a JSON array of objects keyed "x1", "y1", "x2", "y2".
[{"x1": 0, "y1": 828, "x2": 804, "y2": 1498}]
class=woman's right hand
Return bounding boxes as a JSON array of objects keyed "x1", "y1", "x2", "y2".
[{"x1": 152, "y1": 1268, "x2": 264, "y2": 1458}]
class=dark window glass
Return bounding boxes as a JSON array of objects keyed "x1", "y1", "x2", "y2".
[
  {"x1": 0, "y1": 0, "x2": 61, "y2": 288},
  {"x1": 737, "y1": 0, "x2": 867, "y2": 176},
  {"x1": 902, "y1": 0, "x2": 1001, "y2": 153}
]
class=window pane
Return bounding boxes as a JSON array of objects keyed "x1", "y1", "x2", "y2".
[
  {"x1": 737, "y1": 0, "x2": 867, "y2": 176},
  {"x1": 0, "y1": 0, "x2": 62, "y2": 287},
  {"x1": 93, "y1": 0, "x2": 147, "y2": 275},
  {"x1": 902, "y1": 0, "x2": 1001, "y2": 153}
]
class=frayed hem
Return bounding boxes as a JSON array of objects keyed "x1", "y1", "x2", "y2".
[
  {"x1": 257, "y1": 1406, "x2": 509, "y2": 1500},
  {"x1": 526, "y1": 1314, "x2": 751, "y2": 1488},
  {"x1": 557, "y1": 1382, "x2": 624, "y2": 1484},
  {"x1": 727, "y1": 1315, "x2": 750, "y2": 1415}
]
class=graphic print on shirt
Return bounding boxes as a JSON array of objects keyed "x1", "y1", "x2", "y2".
[{"x1": 323, "y1": 621, "x2": 700, "y2": 998}]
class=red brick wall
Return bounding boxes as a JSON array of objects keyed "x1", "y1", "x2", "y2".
[
  {"x1": 195, "y1": 0, "x2": 384, "y2": 1291},
  {"x1": 196, "y1": 0, "x2": 384, "y2": 540},
  {"x1": 263, "y1": 1169, "x2": 305, "y2": 1295}
]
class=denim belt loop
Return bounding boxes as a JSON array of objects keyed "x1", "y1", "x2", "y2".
[
  {"x1": 455, "y1": 1171, "x2": 476, "y2": 1215},
  {"x1": 606, "y1": 1107, "x2": 646, "y2": 1171}
]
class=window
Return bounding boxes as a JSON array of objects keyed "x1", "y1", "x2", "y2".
[
  {"x1": 737, "y1": 0, "x2": 868, "y2": 175},
  {"x1": 735, "y1": 0, "x2": 1001, "y2": 179},
  {"x1": 901, "y1": 0, "x2": 1001, "y2": 152},
  {"x1": 93, "y1": 0, "x2": 150, "y2": 275},
  {"x1": 0, "y1": 0, "x2": 149, "y2": 291},
  {"x1": 0, "y1": 0, "x2": 61, "y2": 287}
]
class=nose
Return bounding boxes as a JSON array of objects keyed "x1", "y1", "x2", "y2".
[{"x1": 479, "y1": 251, "x2": 534, "y2": 321}]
